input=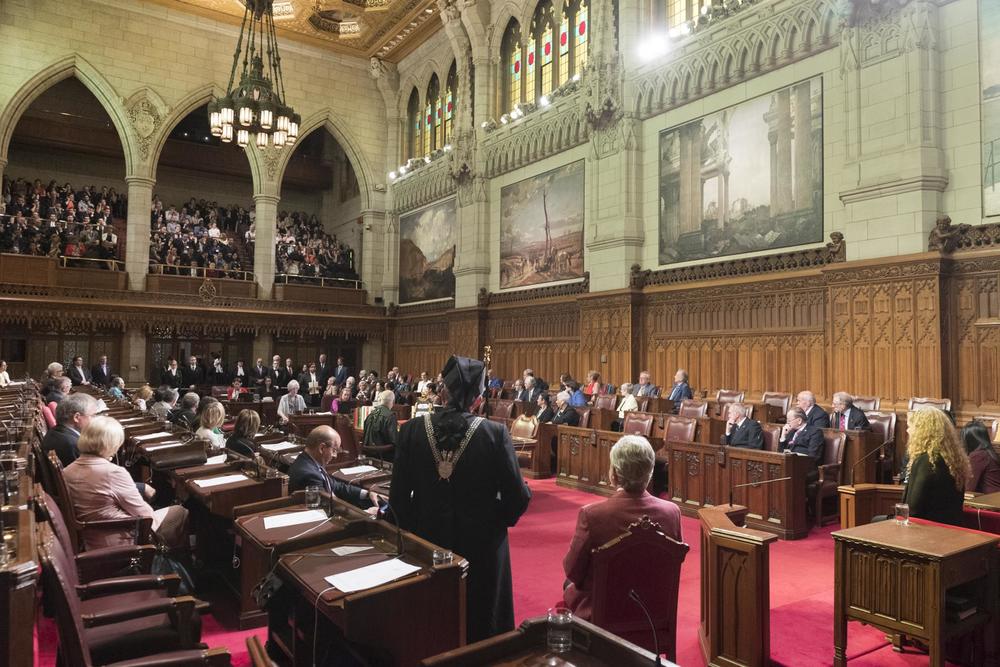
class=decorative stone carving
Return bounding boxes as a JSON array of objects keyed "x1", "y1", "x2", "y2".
[
  {"x1": 480, "y1": 272, "x2": 590, "y2": 306},
  {"x1": 124, "y1": 90, "x2": 167, "y2": 164}
]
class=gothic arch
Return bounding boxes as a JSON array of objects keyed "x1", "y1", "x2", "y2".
[
  {"x1": 0, "y1": 54, "x2": 137, "y2": 175},
  {"x1": 148, "y1": 83, "x2": 233, "y2": 177}
]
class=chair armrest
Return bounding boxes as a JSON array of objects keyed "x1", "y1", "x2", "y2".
[
  {"x1": 75, "y1": 544, "x2": 156, "y2": 582},
  {"x1": 81, "y1": 595, "x2": 196, "y2": 628},
  {"x1": 818, "y1": 463, "x2": 840, "y2": 484},
  {"x1": 78, "y1": 574, "x2": 181, "y2": 599},
  {"x1": 80, "y1": 516, "x2": 154, "y2": 545},
  {"x1": 108, "y1": 647, "x2": 232, "y2": 667}
]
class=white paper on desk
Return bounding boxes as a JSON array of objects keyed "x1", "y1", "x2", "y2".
[
  {"x1": 134, "y1": 431, "x2": 174, "y2": 441},
  {"x1": 193, "y1": 473, "x2": 248, "y2": 488},
  {"x1": 339, "y1": 465, "x2": 378, "y2": 475},
  {"x1": 205, "y1": 454, "x2": 228, "y2": 465},
  {"x1": 324, "y1": 558, "x2": 421, "y2": 593},
  {"x1": 331, "y1": 545, "x2": 373, "y2": 556},
  {"x1": 314, "y1": 412, "x2": 333, "y2": 416},
  {"x1": 263, "y1": 509, "x2": 328, "y2": 530},
  {"x1": 260, "y1": 442, "x2": 300, "y2": 452},
  {"x1": 145, "y1": 442, "x2": 184, "y2": 451}
]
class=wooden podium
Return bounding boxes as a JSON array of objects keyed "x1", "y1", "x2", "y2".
[
  {"x1": 698, "y1": 505, "x2": 775, "y2": 667},
  {"x1": 837, "y1": 483, "x2": 903, "y2": 528}
]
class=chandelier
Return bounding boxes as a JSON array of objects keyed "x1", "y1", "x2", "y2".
[{"x1": 208, "y1": 0, "x2": 299, "y2": 149}]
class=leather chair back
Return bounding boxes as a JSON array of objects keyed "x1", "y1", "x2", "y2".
[
  {"x1": 866, "y1": 411, "x2": 897, "y2": 446},
  {"x1": 575, "y1": 406, "x2": 592, "y2": 428},
  {"x1": 622, "y1": 412, "x2": 655, "y2": 438},
  {"x1": 40, "y1": 492, "x2": 77, "y2": 568},
  {"x1": 761, "y1": 392, "x2": 791, "y2": 414},
  {"x1": 664, "y1": 416, "x2": 697, "y2": 443},
  {"x1": 594, "y1": 394, "x2": 616, "y2": 410},
  {"x1": 678, "y1": 399, "x2": 708, "y2": 418},
  {"x1": 510, "y1": 415, "x2": 539, "y2": 440},
  {"x1": 716, "y1": 389, "x2": 745, "y2": 404},
  {"x1": 47, "y1": 452, "x2": 85, "y2": 552},
  {"x1": 853, "y1": 396, "x2": 880, "y2": 411},
  {"x1": 636, "y1": 396, "x2": 653, "y2": 413},
  {"x1": 761, "y1": 424, "x2": 783, "y2": 452},
  {"x1": 38, "y1": 535, "x2": 92, "y2": 667},
  {"x1": 491, "y1": 399, "x2": 514, "y2": 419},
  {"x1": 591, "y1": 516, "x2": 688, "y2": 661},
  {"x1": 32, "y1": 440, "x2": 59, "y2": 499},
  {"x1": 822, "y1": 430, "x2": 847, "y2": 472},
  {"x1": 908, "y1": 397, "x2": 952, "y2": 412}
]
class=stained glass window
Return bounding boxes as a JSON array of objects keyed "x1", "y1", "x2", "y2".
[
  {"x1": 427, "y1": 74, "x2": 440, "y2": 152},
  {"x1": 576, "y1": 2, "x2": 588, "y2": 72},
  {"x1": 444, "y1": 61, "x2": 456, "y2": 144},
  {"x1": 406, "y1": 88, "x2": 420, "y2": 160},
  {"x1": 423, "y1": 101, "x2": 432, "y2": 155},
  {"x1": 501, "y1": 19, "x2": 523, "y2": 114},
  {"x1": 558, "y1": 15, "x2": 570, "y2": 85},
  {"x1": 525, "y1": 36, "x2": 536, "y2": 103},
  {"x1": 540, "y1": 20, "x2": 553, "y2": 95}
]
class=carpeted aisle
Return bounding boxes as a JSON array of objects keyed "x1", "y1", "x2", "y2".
[{"x1": 37, "y1": 478, "x2": 957, "y2": 666}]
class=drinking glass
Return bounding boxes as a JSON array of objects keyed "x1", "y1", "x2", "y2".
[
  {"x1": 304, "y1": 484, "x2": 321, "y2": 509},
  {"x1": 432, "y1": 549, "x2": 453, "y2": 565},
  {"x1": 894, "y1": 503, "x2": 910, "y2": 525},
  {"x1": 546, "y1": 606, "x2": 572, "y2": 654},
  {"x1": 2, "y1": 470, "x2": 19, "y2": 500}
]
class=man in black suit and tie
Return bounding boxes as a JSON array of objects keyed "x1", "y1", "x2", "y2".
[
  {"x1": 831, "y1": 392, "x2": 871, "y2": 431},
  {"x1": 316, "y1": 353, "x2": 331, "y2": 386},
  {"x1": 333, "y1": 355, "x2": 349, "y2": 386},
  {"x1": 161, "y1": 358, "x2": 184, "y2": 389},
  {"x1": 68, "y1": 356, "x2": 91, "y2": 386},
  {"x1": 723, "y1": 403, "x2": 764, "y2": 449},
  {"x1": 251, "y1": 358, "x2": 268, "y2": 387},
  {"x1": 778, "y1": 408, "x2": 825, "y2": 482},
  {"x1": 666, "y1": 369, "x2": 693, "y2": 402},
  {"x1": 287, "y1": 426, "x2": 380, "y2": 511},
  {"x1": 90, "y1": 355, "x2": 112, "y2": 387},
  {"x1": 796, "y1": 391, "x2": 830, "y2": 429},
  {"x1": 182, "y1": 355, "x2": 206, "y2": 388},
  {"x1": 269, "y1": 356, "x2": 289, "y2": 388},
  {"x1": 518, "y1": 376, "x2": 543, "y2": 403},
  {"x1": 41, "y1": 393, "x2": 98, "y2": 467}
]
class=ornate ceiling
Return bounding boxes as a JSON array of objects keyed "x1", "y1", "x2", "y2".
[{"x1": 165, "y1": 0, "x2": 442, "y2": 61}]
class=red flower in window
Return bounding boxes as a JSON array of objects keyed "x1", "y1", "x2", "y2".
[
  {"x1": 544, "y1": 41, "x2": 551, "y2": 56},
  {"x1": 579, "y1": 20, "x2": 586, "y2": 35},
  {"x1": 514, "y1": 60, "x2": 521, "y2": 73},
  {"x1": 560, "y1": 32, "x2": 567, "y2": 46},
  {"x1": 528, "y1": 52, "x2": 535, "y2": 66}
]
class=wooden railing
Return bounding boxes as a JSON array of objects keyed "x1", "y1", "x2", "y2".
[
  {"x1": 148, "y1": 263, "x2": 254, "y2": 282},
  {"x1": 274, "y1": 273, "x2": 361, "y2": 290}
]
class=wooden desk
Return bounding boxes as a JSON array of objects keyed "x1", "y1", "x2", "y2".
[
  {"x1": 833, "y1": 521, "x2": 999, "y2": 667},
  {"x1": 837, "y1": 483, "x2": 904, "y2": 529},
  {"x1": 422, "y1": 615, "x2": 669, "y2": 667},
  {"x1": 232, "y1": 494, "x2": 372, "y2": 628},
  {"x1": 270, "y1": 520, "x2": 468, "y2": 667},
  {"x1": 177, "y1": 463, "x2": 285, "y2": 519},
  {"x1": 288, "y1": 412, "x2": 336, "y2": 438},
  {"x1": 966, "y1": 491, "x2": 1000, "y2": 511},
  {"x1": 695, "y1": 417, "x2": 727, "y2": 445},
  {"x1": 0, "y1": 508, "x2": 37, "y2": 667},
  {"x1": 663, "y1": 441, "x2": 812, "y2": 539},
  {"x1": 555, "y1": 427, "x2": 617, "y2": 496},
  {"x1": 707, "y1": 400, "x2": 784, "y2": 425},
  {"x1": 698, "y1": 505, "x2": 776, "y2": 667}
]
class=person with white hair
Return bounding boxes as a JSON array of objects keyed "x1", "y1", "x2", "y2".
[
  {"x1": 551, "y1": 390, "x2": 580, "y2": 426},
  {"x1": 616, "y1": 383, "x2": 638, "y2": 419},
  {"x1": 277, "y1": 379, "x2": 306, "y2": 423},
  {"x1": 41, "y1": 392, "x2": 98, "y2": 466},
  {"x1": 831, "y1": 392, "x2": 871, "y2": 431},
  {"x1": 561, "y1": 435, "x2": 682, "y2": 620},
  {"x1": 62, "y1": 416, "x2": 189, "y2": 550},
  {"x1": 796, "y1": 390, "x2": 830, "y2": 429},
  {"x1": 362, "y1": 389, "x2": 398, "y2": 461},
  {"x1": 47, "y1": 376, "x2": 72, "y2": 404}
]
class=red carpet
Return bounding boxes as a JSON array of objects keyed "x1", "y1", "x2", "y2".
[{"x1": 37, "y1": 479, "x2": 956, "y2": 666}]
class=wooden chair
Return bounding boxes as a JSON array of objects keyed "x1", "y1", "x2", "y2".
[
  {"x1": 635, "y1": 396, "x2": 653, "y2": 413},
  {"x1": 590, "y1": 516, "x2": 688, "y2": 661},
  {"x1": 761, "y1": 424, "x2": 783, "y2": 452},
  {"x1": 575, "y1": 406, "x2": 592, "y2": 428},
  {"x1": 852, "y1": 396, "x2": 880, "y2": 411},
  {"x1": 510, "y1": 414, "x2": 540, "y2": 469},
  {"x1": 664, "y1": 416, "x2": 697, "y2": 443},
  {"x1": 761, "y1": 392, "x2": 791, "y2": 415},
  {"x1": 809, "y1": 430, "x2": 847, "y2": 527},
  {"x1": 33, "y1": 439, "x2": 60, "y2": 500},
  {"x1": 678, "y1": 399, "x2": 708, "y2": 418},
  {"x1": 865, "y1": 411, "x2": 898, "y2": 482},
  {"x1": 246, "y1": 636, "x2": 274, "y2": 667},
  {"x1": 490, "y1": 399, "x2": 514, "y2": 420},
  {"x1": 908, "y1": 397, "x2": 952, "y2": 413},
  {"x1": 622, "y1": 412, "x2": 655, "y2": 438},
  {"x1": 593, "y1": 394, "x2": 616, "y2": 410},
  {"x1": 715, "y1": 389, "x2": 745, "y2": 404}
]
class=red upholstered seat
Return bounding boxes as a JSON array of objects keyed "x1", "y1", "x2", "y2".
[
  {"x1": 575, "y1": 406, "x2": 592, "y2": 428},
  {"x1": 590, "y1": 516, "x2": 688, "y2": 662},
  {"x1": 664, "y1": 416, "x2": 697, "y2": 443},
  {"x1": 865, "y1": 411, "x2": 897, "y2": 482},
  {"x1": 42, "y1": 402, "x2": 57, "y2": 428},
  {"x1": 593, "y1": 394, "x2": 616, "y2": 410},
  {"x1": 622, "y1": 412, "x2": 655, "y2": 438},
  {"x1": 761, "y1": 423, "x2": 783, "y2": 452},
  {"x1": 715, "y1": 389, "x2": 745, "y2": 404},
  {"x1": 908, "y1": 396, "x2": 952, "y2": 412},
  {"x1": 809, "y1": 430, "x2": 847, "y2": 526},
  {"x1": 853, "y1": 396, "x2": 880, "y2": 411},
  {"x1": 491, "y1": 399, "x2": 514, "y2": 419},
  {"x1": 761, "y1": 392, "x2": 791, "y2": 414},
  {"x1": 677, "y1": 399, "x2": 708, "y2": 418}
]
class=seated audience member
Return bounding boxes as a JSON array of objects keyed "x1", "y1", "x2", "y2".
[
  {"x1": 616, "y1": 383, "x2": 638, "y2": 419},
  {"x1": 551, "y1": 391, "x2": 580, "y2": 426},
  {"x1": 632, "y1": 371, "x2": 658, "y2": 397},
  {"x1": 362, "y1": 390, "x2": 398, "y2": 461},
  {"x1": 666, "y1": 369, "x2": 693, "y2": 403},
  {"x1": 330, "y1": 387, "x2": 353, "y2": 414},
  {"x1": 902, "y1": 408, "x2": 969, "y2": 526},
  {"x1": 149, "y1": 387, "x2": 178, "y2": 420},
  {"x1": 486, "y1": 369, "x2": 503, "y2": 395},
  {"x1": 320, "y1": 379, "x2": 339, "y2": 412},
  {"x1": 195, "y1": 400, "x2": 226, "y2": 448},
  {"x1": 796, "y1": 390, "x2": 830, "y2": 429},
  {"x1": 172, "y1": 392, "x2": 200, "y2": 429},
  {"x1": 536, "y1": 393, "x2": 555, "y2": 423},
  {"x1": 226, "y1": 409, "x2": 260, "y2": 458},
  {"x1": 583, "y1": 371, "x2": 602, "y2": 396},
  {"x1": 42, "y1": 361, "x2": 64, "y2": 398},
  {"x1": 0, "y1": 359, "x2": 9, "y2": 387},
  {"x1": 68, "y1": 355, "x2": 91, "y2": 386},
  {"x1": 42, "y1": 393, "x2": 99, "y2": 467},
  {"x1": 779, "y1": 408, "x2": 824, "y2": 482},
  {"x1": 288, "y1": 426, "x2": 379, "y2": 511},
  {"x1": 132, "y1": 384, "x2": 154, "y2": 411},
  {"x1": 723, "y1": 403, "x2": 763, "y2": 449},
  {"x1": 107, "y1": 376, "x2": 126, "y2": 400},
  {"x1": 569, "y1": 382, "x2": 588, "y2": 407},
  {"x1": 562, "y1": 436, "x2": 682, "y2": 620},
  {"x1": 63, "y1": 417, "x2": 189, "y2": 550},
  {"x1": 416, "y1": 371, "x2": 431, "y2": 394},
  {"x1": 260, "y1": 375, "x2": 278, "y2": 400},
  {"x1": 227, "y1": 377, "x2": 248, "y2": 400},
  {"x1": 424, "y1": 382, "x2": 442, "y2": 405},
  {"x1": 963, "y1": 420, "x2": 1000, "y2": 494},
  {"x1": 277, "y1": 379, "x2": 306, "y2": 423},
  {"x1": 831, "y1": 392, "x2": 871, "y2": 431},
  {"x1": 48, "y1": 376, "x2": 72, "y2": 404},
  {"x1": 519, "y1": 376, "x2": 543, "y2": 403}
]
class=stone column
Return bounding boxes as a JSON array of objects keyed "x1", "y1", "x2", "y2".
[
  {"x1": 252, "y1": 193, "x2": 279, "y2": 299},
  {"x1": 793, "y1": 81, "x2": 813, "y2": 211},
  {"x1": 252, "y1": 331, "x2": 274, "y2": 364},
  {"x1": 361, "y1": 209, "x2": 392, "y2": 306},
  {"x1": 0, "y1": 156, "x2": 7, "y2": 188},
  {"x1": 775, "y1": 88, "x2": 793, "y2": 215},
  {"x1": 125, "y1": 175, "x2": 155, "y2": 291},
  {"x1": 119, "y1": 327, "x2": 147, "y2": 384}
]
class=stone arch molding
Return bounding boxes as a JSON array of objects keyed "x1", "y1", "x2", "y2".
[
  {"x1": 0, "y1": 55, "x2": 140, "y2": 176},
  {"x1": 147, "y1": 83, "x2": 229, "y2": 178}
]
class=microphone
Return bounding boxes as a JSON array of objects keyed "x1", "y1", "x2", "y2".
[
  {"x1": 628, "y1": 589, "x2": 661, "y2": 667},
  {"x1": 849, "y1": 438, "x2": 885, "y2": 484},
  {"x1": 729, "y1": 475, "x2": 793, "y2": 508}
]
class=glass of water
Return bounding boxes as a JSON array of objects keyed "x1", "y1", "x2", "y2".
[
  {"x1": 304, "y1": 484, "x2": 321, "y2": 509},
  {"x1": 894, "y1": 503, "x2": 910, "y2": 525},
  {"x1": 3, "y1": 470, "x2": 18, "y2": 500},
  {"x1": 546, "y1": 606, "x2": 572, "y2": 654},
  {"x1": 432, "y1": 549, "x2": 453, "y2": 566}
]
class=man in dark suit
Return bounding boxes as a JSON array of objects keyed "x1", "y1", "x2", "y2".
[
  {"x1": 316, "y1": 353, "x2": 331, "y2": 387},
  {"x1": 269, "y1": 356, "x2": 290, "y2": 389},
  {"x1": 723, "y1": 403, "x2": 764, "y2": 449},
  {"x1": 90, "y1": 355, "x2": 112, "y2": 387},
  {"x1": 288, "y1": 426, "x2": 378, "y2": 510},
  {"x1": 391, "y1": 356, "x2": 531, "y2": 643},
  {"x1": 41, "y1": 393, "x2": 98, "y2": 467},
  {"x1": 796, "y1": 390, "x2": 831, "y2": 429},
  {"x1": 831, "y1": 392, "x2": 871, "y2": 431},
  {"x1": 161, "y1": 358, "x2": 184, "y2": 389},
  {"x1": 632, "y1": 371, "x2": 659, "y2": 398},
  {"x1": 182, "y1": 355, "x2": 206, "y2": 387},
  {"x1": 333, "y1": 355, "x2": 349, "y2": 386},
  {"x1": 779, "y1": 408, "x2": 825, "y2": 481},
  {"x1": 518, "y1": 376, "x2": 543, "y2": 403},
  {"x1": 666, "y1": 369, "x2": 694, "y2": 402},
  {"x1": 171, "y1": 392, "x2": 200, "y2": 430},
  {"x1": 47, "y1": 377, "x2": 72, "y2": 405},
  {"x1": 251, "y1": 358, "x2": 269, "y2": 387},
  {"x1": 68, "y1": 356, "x2": 91, "y2": 386}
]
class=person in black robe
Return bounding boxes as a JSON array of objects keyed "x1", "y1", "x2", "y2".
[{"x1": 390, "y1": 356, "x2": 532, "y2": 643}]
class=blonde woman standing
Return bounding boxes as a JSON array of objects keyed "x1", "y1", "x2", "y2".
[{"x1": 902, "y1": 408, "x2": 971, "y2": 526}]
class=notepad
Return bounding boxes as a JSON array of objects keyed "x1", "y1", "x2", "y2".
[
  {"x1": 263, "y1": 509, "x2": 328, "y2": 530},
  {"x1": 331, "y1": 545, "x2": 373, "y2": 556},
  {"x1": 323, "y1": 558, "x2": 421, "y2": 593},
  {"x1": 193, "y1": 474, "x2": 248, "y2": 488},
  {"x1": 260, "y1": 442, "x2": 300, "y2": 452},
  {"x1": 339, "y1": 465, "x2": 378, "y2": 476},
  {"x1": 145, "y1": 442, "x2": 184, "y2": 451},
  {"x1": 134, "y1": 431, "x2": 173, "y2": 441},
  {"x1": 205, "y1": 454, "x2": 228, "y2": 465}
]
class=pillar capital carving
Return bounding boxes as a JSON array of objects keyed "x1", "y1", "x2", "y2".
[{"x1": 125, "y1": 175, "x2": 157, "y2": 188}]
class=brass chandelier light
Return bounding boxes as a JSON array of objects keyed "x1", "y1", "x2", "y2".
[{"x1": 208, "y1": 0, "x2": 300, "y2": 149}]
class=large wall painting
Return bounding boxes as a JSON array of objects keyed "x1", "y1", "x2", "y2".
[
  {"x1": 658, "y1": 77, "x2": 824, "y2": 264},
  {"x1": 983, "y1": 0, "x2": 1000, "y2": 216},
  {"x1": 499, "y1": 160, "x2": 585, "y2": 289},
  {"x1": 398, "y1": 198, "x2": 456, "y2": 304}
]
